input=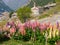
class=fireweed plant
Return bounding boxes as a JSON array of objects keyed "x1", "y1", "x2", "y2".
[{"x1": 0, "y1": 20, "x2": 60, "y2": 45}]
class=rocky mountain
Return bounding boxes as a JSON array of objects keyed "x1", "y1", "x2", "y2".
[
  {"x1": 0, "y1": 0, "x2": 13, "y2": 13},
  {"x1": 0, "y1": 0, "x2": 29, "y2": 13}
]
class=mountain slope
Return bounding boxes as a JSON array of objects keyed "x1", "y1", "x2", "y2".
[
  {"x1": 0, "y1": 0, "x2": 29, "y2": 12},
  {"x1": 2, "y1": 0, "x2": 29, "y2": 10},
  {"x1": 0, "y1": 0, "x2": 13, "y2": 13},
  {"x1": 46, "y1": 0, "x2": 60, "y2": 14},
  {"x1": 28, "y1": 0, "x2": 55, "y2": 7}
]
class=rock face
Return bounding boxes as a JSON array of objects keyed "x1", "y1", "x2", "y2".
[
  {"x1": 0, "y1": 12, "x2": 9, "y2": 21},
  {"x1": 0, "y1": 0, "x2": 29, "y2": 12},
  {"x1": 2, "y1": 0, "x2": 29, "y2": 10},
  {"x1": 0, "y1": 0, "x2": 13, "y2": 13}
]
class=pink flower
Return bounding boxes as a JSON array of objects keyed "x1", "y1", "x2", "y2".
[
  {"x1": 39, "y1": 23, "x2": 47, "y2": 32},
  {"x1": 46, "y1": 22, "x2": 50, "y2": 27},
  {"x1": 39, "y1": 24, "x2": 44, "y2": 30},
  {"x1": 31, "y1": 22, "x2": 35, "y2": 30},
  {"x1": 36, "y1": 21, "x2": 40, "y2": 27},
  {"x1": 9, "y1": 21, "x2": 15, "y2": 26},
  {"x1": 19, "y1": 24, "x2": 26, "y2": 35},
  {"x1": 17, "y1": 22, "x2": 21, "y2": 28},
  {"x1": 25, "y1": 20, "x2": 32, "y2": 28},
  {"x1": 58, "y1": 27, "x2": 60, "y2": 31},
  {"x1": 10, "y1": 27, "x2": 16, "y2": 34},
  {"x1": 56, "y1": 22, "x2": 59, "y2": 29}
]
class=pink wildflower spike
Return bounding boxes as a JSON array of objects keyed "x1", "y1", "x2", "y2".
[
  {"x1": 26, "y1": 21, "x2": 30, "y2": 28},
  {"x1": 25, "y1": 21, "x2": 28, "y2": 27},
  {"x1": 25, "y1": 20, "x2": 31, "y2": 28},
  {"x1": 58, "y1": 23, "x2": 60, "y2": 30},
  {"x1": 56, "y1": 22, "x2": 59, "y2": 29},
  {"x1": 46, "y1": 22, "x2": 51, "y2": 27},
  {"x1": 10, "y1": 21, "x2": 15, "y2": 26},
  {"x1": 39, "y1": 23, "x2": 47, "y2": 32},
  {"x1": 43, "y1": 23, "x2": 47, "y2": 30},
  {"x1": 33, "y1": 22, "x2": 36, "y2": 27},
  {"x1": 35, "y1": 21, "x2": 38, "y2": 27},
  {"x1": 19, "y1": 24, "x2": 26, "y2": 35},
  {"x1": 17, "y1": 22, "x2": 21, "y2": 28},
  {"x1": 36, "y1": 21, "x2": 40, "y2": 27},
  {"x1": 17, "y1": 21, "x2": 23, "y2": 29},
  {"x1": 31, "y1": 22, "x2": 36, "y2": 30},
  {"x1": 10, "y1": 27, "x2": 16, "y2": 34},
  {"x1": 40, "y1": 25, "x2": 44, "y2": 30},
  {"x1": 58, "y1": 27, "x2": 60, "y2": 32},
  {"x1": 32, "y1": 20, "x2": 39, "y2": 28}
]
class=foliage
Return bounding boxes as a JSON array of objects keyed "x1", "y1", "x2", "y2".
[
  {"x1": 35, "y1": 28, "x2": 45, "y2": 43},
  {"x1": 17, "y1": 6, "x2": 31, "y2": 23},
  {"x1": 9, "y1": 11, "x2": 14, "y2": 18},
  {"x1": 38, "y1": 14, "x2": 50, "y2": 19},
  {"x1": 45, "y1": 0, "x2": 60, "y2": 15},
  {"x1": 23, "y1": 28, "x2": 33, "y2": 41},
  {"x1": 48, "y1": 32, "x2": 60, "y2": 45},
  {"x1": 0, "y1": 40, "x2": 48, "y2": 45},
  {"x1": 55, "y1": 0, "x2": 60, "y2": 4},
  {"x1": 0, "y1": 31, "x2": 10, "y2": 42},
  {"x1": 12, "y1": 30, "x2": 23, "y2": 40}
]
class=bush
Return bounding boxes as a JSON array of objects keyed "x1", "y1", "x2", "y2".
[
  {"x1": 35, "y1": 28, "x2": 45, "y2": 44},
  {"x1": 17, "y1": 6, "x2": 31, "y2": 23},
  {"x1": 0, "y1": 31, "x2": 10, "y2": 42},
  {"x1": 22, "y1": 28, "x2": 33, "y2": 41}
]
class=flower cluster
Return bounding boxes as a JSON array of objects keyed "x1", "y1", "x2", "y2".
[{"x1": 0, "y1": 20, "x2": 60, "y2": 41}]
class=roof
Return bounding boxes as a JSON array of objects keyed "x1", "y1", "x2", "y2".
[{"x1": 31, "y1": 6, "x2": 39, "y2": 10}]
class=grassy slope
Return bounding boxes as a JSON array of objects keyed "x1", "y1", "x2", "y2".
[
  {"x1": 46, "y1": 0, "x2": 60, "y2": 16},
  {"x1": 0, "y1": 40, "x2": 50, "y2": 45},
  {"x1": 28, "y1": 0, "x2": 55, "y2": 7},
  {"x1": 38, "y1": 0, "x2": 60, "y2": 19},
  {"x1": 0, "y1": 20, "x2": 7, "y2": 27}
]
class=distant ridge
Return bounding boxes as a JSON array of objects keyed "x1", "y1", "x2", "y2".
[{"x1": 0, "y1": 0, "x2": 29, "y2": 13}]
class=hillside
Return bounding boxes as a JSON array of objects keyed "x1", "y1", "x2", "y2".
[
  {"x1": 55, "y1": 0, "x2": 60, "y2": 4},
  {"x1": 0, "y1": 0, "x2": 13, "y2": 13},
  {"x1": 38, "y1": 0, "x2": 60, "y2": 19},
  {"x1": 28, "y1": 0, "x2": 55, "y2": 7},
  {"x1": 0, "y1": 0, "x2": 29, "y2": 12},
  {"x1": 46, "y1": 0, "x2": 60, "y2": 15}
]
